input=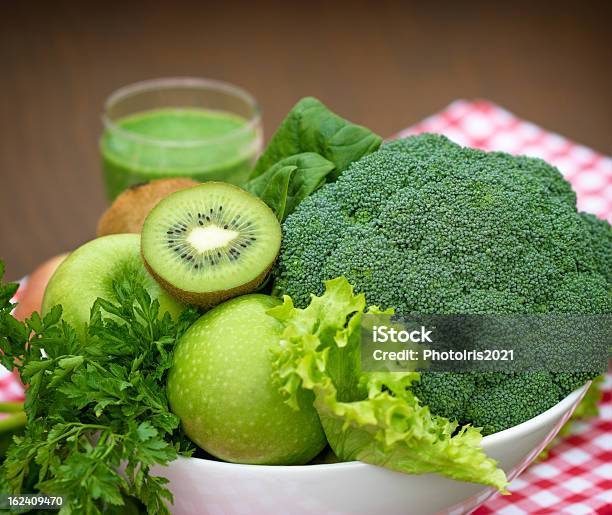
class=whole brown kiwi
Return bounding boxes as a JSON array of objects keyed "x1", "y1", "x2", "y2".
[{"x1": 97, "y1": 178, "x2": 199, "y2": 236}]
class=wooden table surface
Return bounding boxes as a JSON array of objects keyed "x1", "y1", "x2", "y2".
[{"x1": 1, "y1": 1, "x2": 611, "y2": 281}]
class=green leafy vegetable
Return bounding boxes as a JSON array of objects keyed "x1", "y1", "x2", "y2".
[
  {"x1": 246, "y1": 97, "x2": 381, "y2": 220},
  {"x1": 0, "y1": 262, "x2": 199, "y2": 514},
  {"x1": 0, "y1": 263, "x2": 26, "y2": 464},
  {"x1": 269, "y1": 276, "x2": 508, "y2": 492},
  {"x1": 251, "y1": 97, "x2": 382, "y2": 181},
  {"x1": 245, "y1": 152, "x2": 334, "y2": 221}
]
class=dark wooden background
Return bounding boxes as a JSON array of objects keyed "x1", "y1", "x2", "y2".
[{"x1": 1, "y1": 1, "x2": 611, "y2": 281}]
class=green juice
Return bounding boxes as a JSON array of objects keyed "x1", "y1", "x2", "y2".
[{"x1": 101, "y1": 108, "x2": 259, "y2": 201}]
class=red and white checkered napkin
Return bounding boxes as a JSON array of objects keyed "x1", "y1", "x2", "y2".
[
  {"x1": 397, "y1": 100, "x2": 612, "y2": 514},
  {"x1": 2, "y1": 100, "x2": 611, "y2": 514},
  {"x1": 475, "y1": 376, "x2": 612, "y2": 515}
]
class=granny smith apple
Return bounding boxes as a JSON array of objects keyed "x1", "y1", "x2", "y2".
[
  {"x1": 42, "y1": 234, "x2": 184, "y2": 334},
  {"x1": 167, "y1": 294, "x2": 326, "y2": 464}
]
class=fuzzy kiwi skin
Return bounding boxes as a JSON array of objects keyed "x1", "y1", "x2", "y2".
[
  {"x1": 143, "y1": 253, "x2": 274, "y2": 308},
  {"x1": 97, "y1": 178, "x2": 199, "y2": 236}
]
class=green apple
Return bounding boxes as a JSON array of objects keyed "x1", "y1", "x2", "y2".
[
  {"x1": 42, "y1": 234, "x2": 184, "y2": 334},
  {"x1": 167, "y1": 294, "x2": 326, "y2": 465}
]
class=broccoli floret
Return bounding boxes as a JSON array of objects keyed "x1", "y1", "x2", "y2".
[
  {"x1": 413, "y1": 371, "x2": 597, "y2": 435},
  {"x1": 275, "y1": 133, "x2": 611, "y2": 434},
  {"x1": 410, "y1": 372, "x2": 476, "y2": 423},
  {"x1": 381, "y1": 133, "x2": 462, "y2": 159},
  {"x1": 553, "y1": 372, "x2": 602, "y2": 398},
  {"x1": 580, "y1": 212, "x2": 612, "y2": 284},
  {"x1": 464, "y1": 373, "x2": 562, "y2": 435},
  {"x1": 384, "y1": 138, "x2": 577, "y2": 207},
  {"x1": 508, "y1": 154, "x2": 577, "y2": 207}
]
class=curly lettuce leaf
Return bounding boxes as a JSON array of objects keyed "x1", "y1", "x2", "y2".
[
  {"x1": 269, "y1": 277, "x2": 508, "y2": 492},
  {"x1": 244, "y1": 152, "x2": 334, "y2": 221}
]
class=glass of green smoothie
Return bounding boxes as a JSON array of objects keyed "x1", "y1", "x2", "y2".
[{"x1": 100, "y1": 77, "x2": 262, "y2": 201}]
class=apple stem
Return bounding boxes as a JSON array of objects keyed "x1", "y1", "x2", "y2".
[{"x1": 0, "y1": 402, "x2": 24, "y2": 414}]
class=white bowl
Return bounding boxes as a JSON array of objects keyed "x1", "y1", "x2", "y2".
[{"x1": 153, "y1": 384, "x2": 588, "y2": 515}]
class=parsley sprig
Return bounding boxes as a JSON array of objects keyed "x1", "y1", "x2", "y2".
[{"x1": 0, "y1": 262, "x2": 199, "y2": 514}]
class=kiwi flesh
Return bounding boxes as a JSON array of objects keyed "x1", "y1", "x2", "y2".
[
  {"x1": 141, "y1": 182, "x2": 282, "y2": 308},
  {"x1": 97, "y1": 178, "x2": 199, "y2": 236}
]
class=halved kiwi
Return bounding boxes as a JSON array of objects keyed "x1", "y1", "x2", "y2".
[
  {"x1": 141, "y1": 182, "x2": 282, "y2": 307},
  {"x1": 97, "y1": 178, "x2": 199, "y2": 237}
]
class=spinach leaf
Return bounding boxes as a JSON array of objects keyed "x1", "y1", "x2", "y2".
[
  {"x1": 245, "y1": 152, "x2": 334, "y2": 221},
  {"x1": 250, "y1": 97, "x2": 382, "y2": 182}
]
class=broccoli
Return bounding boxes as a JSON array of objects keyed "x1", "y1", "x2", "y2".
[
  {"x1": 465, "y1": 373, "x2": 563, "y2": 435},
  {"x1": 409, "y1": 372, "x2": 476, "y2": 422},
  {"x1": 411, "y1": 371, "x2": 597, "y2": 436},
  {"x1": 274, "y1": 134, "x2": 611, "y2": 434},
  {"x1": 580, "y1": 212, "x2": 612, "y2": 283}
]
